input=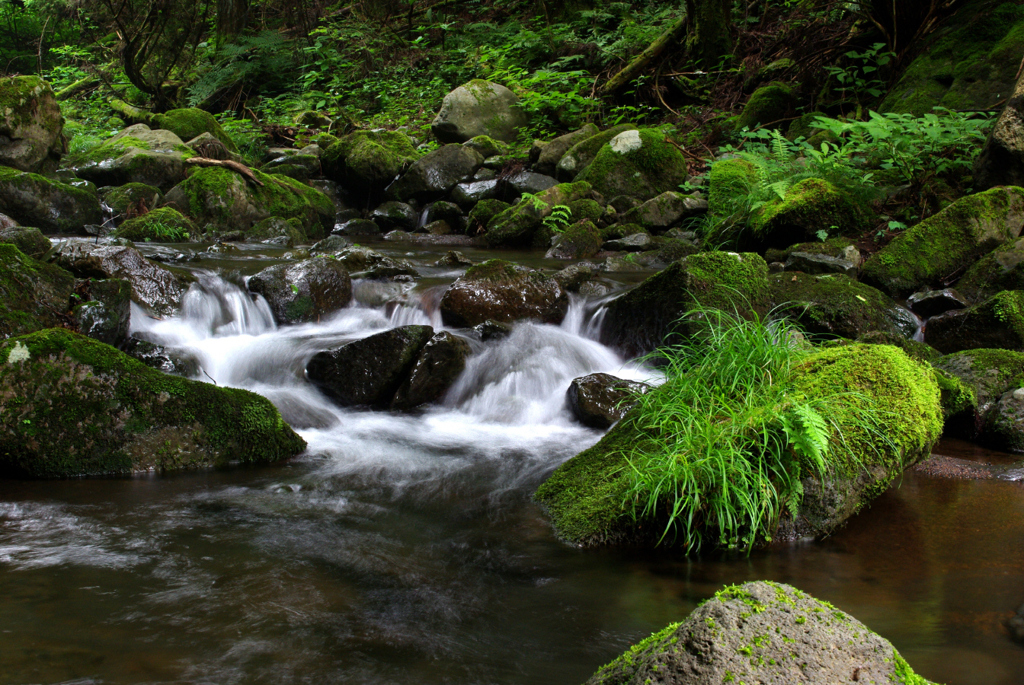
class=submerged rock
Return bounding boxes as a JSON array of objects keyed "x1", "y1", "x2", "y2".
[
  {"x1": 439, "y1": 259, "x2": 568, "y2": 327},
  {"x1": 247, "y1": 257, "x2": 352, "y2": 325},
  {"x1": 0, "y1": 329, "x2": 306, "y2": 478},
  {"x1": 587, "y1": 581, "x2": 937, "y2": 685},
  {"x1": 566, "y1": 374, "x2": 650, "y2": 429}
]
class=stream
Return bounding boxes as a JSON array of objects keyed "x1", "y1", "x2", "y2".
[{"x1": 2, "y1": 240, "x2": 1024, "y2": 685}]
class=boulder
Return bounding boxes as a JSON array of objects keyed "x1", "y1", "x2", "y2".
[
  {"x1": 71, "y1": 278, "x2": 131, "y2": 348},
  {"x1": 423, "y1": 200, "x2": 465, "y2": 232},
  {"x1": 861, "y1": 187, "x2": 1024, "y2": 298},
  {"x1": 184, "y1": 132, "x2": 237, "y2": 161},
  {"x1": 431, "y1": 79, "x2": 528, "y2": 144},
  {"x1": 322, "y1": 130, "x2": 418, "y2": 196},
  {"x1": 0, "y1": 243, "x2": 74, "y2": 339},
  {"x1": 53, "y1": 243, "x2": 192, "y2": 316},
  {"x1": 555, "y1": 124, "x2": 636, "y2": 182},
  {"x1": 388, "y1": 144, "x2": 484, "y2": 203},
  {"x1": 707, "y1": 157, "x2": 757, "y2": 223},
  {"x1": 545, "y1": 220, "x2": 602, "y2": 259},
  {"x1": 587, "y1": 581, "x2": 937, "y2": 685},
  {"x1": 924, "y1": 290, "x2": 1024, "y2": 353},
  {"x1": 467, "y1": 197, "x2": 510, "y2": 231},
  {"x1": 769, "y1": 272, "x2": 917, "y2": 340},
  {"x1": 115, "y1": 207, "x2": 196, "y2": 242},
  {"x1": 933, "y1": 348, "x2": 1024, "y2": 431},
  {"x1": 749, "y1": 178, "x2": 869, "y2": 249},
  {"x1": 309, "y1": 235, "x2": 353, "y2": 254},
  {"x1": 439, "y1": 259, "x2": 569, "y2": 327},
  {"x1": 566, "y1": 373, "x2": 650, "y2": 429},
  {"x1": 163, "y1": 166, "x2": 334, "y2": 240},
  {"x1": 734, "y1": 81, "x2": 797, "y2": 130},
  {"x1": 0, "y1": 328, "x2": 305, "y2": 478},
  {"x1": 451, "y1": 179, "x2": 499, "y2": 209},
  {"x1": 151, "y1": 108, "x2": 237, "y2": 152},
  {"x1": 575, "y1": 129, "x2": 689, "y2": 202},
  {"x1": 498, "y1": 170, "x2": 557, "y2": 197},
  {"x1": 247, "y1": 258, "x2": 352, "y2": 325},
  {"x1": 534, "y1": 123, "x2": 600, "y2": 176},
  {"x1": 0, "y1": 165, "x2": 102, "y2": 233},
  {"x1": 536, "y1": 344, "x2": 942, "y2": 547},
  {"x1": 484, "y1": 181, "x2": 593, "y2": 248},
  {"x1": 369, "y1": 201, "x2": 419, "y2": 231},
  {"x1": 68, "y1": 124, "x2": 193, "y2": 190},
  {"x1": 600, "y1": 251, "x2": 771, "y2": 358},
  {"x1": 604, "y1": 232, "x2": 655, "y2": 252},
  {"x1": 956, "y1": 236, "x2": 1024, "y2": 302},
  {"x1": 328, "y1": 246, "x2": 419, "y2": 279},
  {"x1": 983, "y1": 387, "x2": 1024, "y2": 453},
  {"x1": 262, "y1": 153, "x2": 320, "y2": 182},
  {"x1": 247, "y1": 216, "x2": 305, "y2": 246},
  {"x1": 123, "y1": 336, "x2": 201, "y2": 377},
  {"x1": 100, "y1": 182, "x2": 162, "y2": 218},
  {"x1": 783, "y1": 250, "x2": 858, "y2": 276},
  {"x1": 552, "y1": 262, "x2": 599, "y2": 292},
  {"x1": 906, "y1": 288, "x2": 970, "y2": 318},
  {"x1": 306, "y1": 325, "x2": 434, "y2": 407},
  {"x1": 334, "y1": 218, "x2": 381, "y2": 237},
  {"x1": 0, "y1": 225, "x2": 50, "y2": 258},
  {"x1": 434, "y1": 250, "x2": 473, "y2": 268},
  {"x1": 0, "y1": 76, "x2": 65, "y2": 173},
  {"x1": 619, "y1": 191, "x2": 707, "y2": 230},
  {"x1": 392, "y1": 331, "x2": 472, "y2": 410},
  {"x1": 462, "y1": 135, "x2": 508, "y2": 158},
  {"x1": 764, "y1": 236, "x2": 861, "y2": 267}
]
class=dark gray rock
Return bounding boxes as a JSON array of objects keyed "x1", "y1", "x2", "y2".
[
  {"x1": 123, "y1": 336, "x2": 201, "y2": 377},
  {"x1": 604, "y1": 232, "x2": 654, "y2": 252},
  {"x1": 392, "y1": 331, "x2": 472, "y2": 410},
  {"x1": 0, "y1": 225, "x2": 50, "y2": 258},
  {"x1": 422, "y1": 219, "x2": 452, "y2": 235},
  {"x1": 0, "y1": 168, "x2": 103, "y2": 234},
  {"x1": 545, "y1": 220, "x2": 602, "y2": 260},
  {"x1": 389, "y1": 145, "x2": 484, "y2": 202},
  {"x1": 499, "y1": 170, "x2": 557, "y2": 197},
  {"x1": 333, "y1": 218, "x2": 381, "y2": 237},
  {"x1": 434, "y1": 250, "x2": 473, "y2": 268},
  {"x1": 451, "y1": 179, "x2": 500, "y2": 209},
  {"x1": 566, "y1": 373, "x2": 650, "y2": 429},
  {"x1": 424, "y1": 200, "x2": 465, "y2": 232},
  {"x1": 534, "y1": 124, "x2": 600, "y2": 176},
  {"x1": 72, "y1": 278, "x2": 131, "y2": 347},
  {"x1": 924, "y1": 291, "x2": 1024, "y2": 354},
  {"x1": 784, "y1": 251, "x2": 858, "y2": 276},
  {"x1": 473, "y1": 319, "x2": 512, "y2": 341},
  {"x1": 306, "y1": 325, "x2": 434, "y2": 407},
  {"x1": 552, "y1": 262, "x2": 599, "y2": 292},
  {"x1": 370, "y1": 201, "x2": 419, "y2": 231},
  {"x1": 247, "y1": 258, "x2": 352, "y2": 325},
  {"x1": 330, "y1": 246, "x2": 419, "y2": 280},
  {"x1": 907, "y1": 288, "x2": 970, "y2": 318},
  {"x1": 310, "y1": 235, "x2": 353, "y2": 254},
  {"x1": 440, "y1": 259, "x2": 568, "y2": 327},
  {"x1": 620, "y1": 191, "x2": 707, "y2": 229},
  {"x1": 982, "y1": 387, "x2": 1024, "y2": 453}
]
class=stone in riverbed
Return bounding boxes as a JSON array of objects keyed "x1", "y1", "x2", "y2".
[
  {"x1": 0, "y1": 243, "x2": 74, "y2": 339},
  {"x1": 0, "y1": 225, "x2": 50, "y2": 258},
  {"x1": 247, "y1": 257, "x2": 352, "y2": 325},
  {"x1": 439, "y1": 259, "x2": 568, "y2": 327},
  {"x1": 71, "y1": 277, "x2": 131, "y2": 348},
  {"x1": 566, "y1": 374, "x2": 650, "y2": 429},
  {"x1": 389, "y1": 144, "x2": 484, "y2": 203},
  {"x1": 392, "y1": 331, "x2": 472, "y2": 410},
  {"x1": 924, "y1": 290, "x2": 1024, "y2": 354},
  {"x1": 0, "y1": 165, "x2": 102, "y2": 233},
  {"x1": 906, "y1": 288, "x2": 969, "y2": 318}
]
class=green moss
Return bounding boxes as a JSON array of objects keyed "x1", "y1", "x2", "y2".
[
  {"x1": 566, "y1": 198, "x2": 604, "y2": 223},
  {"x1": 152, "y1": 108, "x2": 238, "y2": 152},
  {"x1": 575, "y1": 129, "x2": 689, "y2": 201},
  {"x1": 734, "y1": 82, "x2": 796, "y2": 131},
  {"x1": 750, "y1": 178, "x2": 868, "y2": 247},
  {"x1": 0, "y1": 328, "x2": 305, "y2": 478},
  {"x1": 556, "y1": 123, "x2": 637, "y2": 179},
  {"x1": 708, "y1": 158, "x2": 757, "y2": 219},
  {"x1": 0, "y1": 244, "x2": 75, "y2": 338},
  {"x1": 601, "y1": 223, "x2": 648, "y2": 240},
  {"x1": 463, "y1": 135, "x2": 507, "y2": 157},
  {"x1": 101, "y1": 182, "x2": 162, "y2": 215},
  {"x1": 115, "y1": 207, "x2": 196, "y2": 242},
  {"x1": 769, "y1": 272, "x2": 911, "y2": 340},
  {"x1": 0, "y1": 76, "x2": 60, "y2": 134},
  {"x1": 957, "y1": 236, "x2": 1024, "y2": 302},
  {"x1": 932, "y1": 368, "x2": 977, "y2": 420},
  {"x1": 468, "y1": 198, "x2": 510, "y2": 228},
  {"x1": 592, "y1": 621, "x2": 683, "y2": 679},
  {"x1": 764, "y1": 236, "x2": 855, "y2": 263},
  {"x1": 322, "y1": 130, "x2": 418, "y2": 192},
  {"x1": 856, "y1": 331, "x2": 942, "y2": 364}
]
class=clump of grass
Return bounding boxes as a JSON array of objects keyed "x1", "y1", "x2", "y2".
[{"x1": 621, "y1": 308, "x2": 872, "y2": 552}]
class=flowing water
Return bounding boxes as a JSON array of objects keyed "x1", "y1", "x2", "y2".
[{"x1": 2, "y1": 242, "x2": 1024, "y2": 684}]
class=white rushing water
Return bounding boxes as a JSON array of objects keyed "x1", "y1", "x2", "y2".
[{"x1": 130, "y1": 273, "x2": 658, "y2": 493}]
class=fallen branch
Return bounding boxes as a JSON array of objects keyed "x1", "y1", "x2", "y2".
[
  {"x1": 55, "y1": 76, "x2": 99, "y2": 100},
  {"x1": 184, "y1": 157, "x2": 263, "y2": 186},
  {"x1": 108, "y1": 98, "x2": 156, "y2": 126},
  {"x1": 599, "y1": 14, "x2": 689, "y2": 96}
]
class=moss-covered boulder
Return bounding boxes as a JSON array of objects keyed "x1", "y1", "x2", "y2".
[
  {"x1": 734, "y1": 81, "x2": 797, "y2": 131},
  {"x1": 0, "y1": 329, "x2": 305, "y2": 478},
  {"x1": 151, "y1": 108, "x2": 237, "y2": 153},
  {"x1": 462, "y1": 135, "x2": 508, "y2": 158},
  {"x1": 769, "y1": 272, "x2": 917, "y2": 340},
  {"x1": 430, "y1": 79, "x2": 528, "y2": 144},
  {"x1": 555, "y1": 124, "x2": 637, "y2": 182},
  {"x1": 881, "y1": 1, "x2": 1024, "y2": 116},
  {"x1": 534, "y1": 123, "x2": 599, "y2": 176},
  {"x1": 468, "y1": 198, "x2": 510, "y2": 231},
  {"x1": 115, "y1": 207, "x2": 196, "y2": 242},
  {"x1": 0, "y1": 75, "x2": 65, "y2": 173},
  {"x1": 749, "y1": 178, "x2": 869, "y2": 249},
  {"x1": 68, "y1": 124, "x2": 194, "y2": 191},
  {"x1": 247, "y1": 216, "x2": 305, "y2": 246},
  {"x1": 575, "y1": 129, "x2": 689, "y2": 202},
  {"x1": 545, "y1": 220, "x2": 602, "y2": 259},
  {"x1": 535, "y1": 344, "x2": 942, "y2": 547},
  {"x1": 587, "y1": 581, "x2": 937, "y2": 685},
  {"x1": 707, "y1": 157, "x2": 758, "y2": 222},
  {"x1": 619, "y1": 191, "x2": 707, "y2": 230},
  {"x1": 982, "y1": 386, "x2": 1024, "y2": 452},
  {"x1": 0, "y1": 165, "x2": 102, "y2": 233},
  {"x1": 71, "y1": 277, "x2": 131, "y2": 348},
  {"x1": 247, "y1": 257, "x2": 352, "y2": 325},
  {"x1": 322, "y1": 130, "x2": 418, "y2": 196},
  {"x1": 439, "y1": 259, "x2": 569, "y2": 327},
  {"x1": 100, "y1": 182, "x2": 162, "y2": 218},
  {"x1": 956, "y1": 236, "x2": 1024, "y2": 302},
  {"x1": 484, "y1": 181, "x2": 593, "y2": 248},
  {"x1": 600, "y1": 251, "x2": 771, "y2": 358},
  {"x1": 924, "y1": 289, "x2": 1024, "y2": 353},
  {"x1": 163, "y1": 166, "x2": 334, "y2": 240},
  {"x1": 0, "y1": 225, "x2": 50, "y2": 259},
  {"x1": 389, "y1": 144, "x2": 484, "y2": 203},
  {"x1": 0, "y1": 244, "x2": 74, "y2": 339},
  {"x1": 934, "y1": 347, "x2": 1024, "y2": 430},
  {"x1": 861, "y1": 186, "x2": 1024, "y2": 297}
]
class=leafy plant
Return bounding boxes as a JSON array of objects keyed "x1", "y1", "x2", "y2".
[
  {"x1": 823, "y1": 42, "x2": 894, "y2": 116},
  {"x1": 543, "y1": 204, "x2": 573, "y2": 233}
]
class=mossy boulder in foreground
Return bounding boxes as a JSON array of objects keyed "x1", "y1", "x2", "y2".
[
  {"x1": 0, "y1": 165, "x2": 102, "y2": 233},
  {"x1": 0, "y1": 329, "x2": 306, "y2": 478},
  {"x1": 587, "y1": 581, "x2": 937, "y2": 685},
  {"x1": 535, "y1": 344, "x2": 942, "y2": 548}
]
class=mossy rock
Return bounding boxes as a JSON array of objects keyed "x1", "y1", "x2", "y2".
[
  {"x1": 856, "y1": 331, "x2": 942, "y2": 365},
  {"x1": 535, "y1": 344, "x2": 942, "y2": 547},
  {"x1": 247, "y1": 257, "x2": 353, "y2": 325},
  {"x1": 934, "y1": 347, "x2": 1024, "y2": 435},
  {"x1": 881, "y1": 1, "x2": 1024, "y2": 115},
  {"x1": 575, "y1": 129, "x2": 689, "y2": 202},
  {"x1": 769, "y1": 272, "x2": 917, "y2": 341},
  {"x1": 484, "y1": 181, "x2": 593, "y2": 248},
  {"x1": 0, "y1": 75, "x2": 65, "y2": 173},
  {"x1": 115, "y1": 207, "x2": 196, "y2": 242},
  {"x1": 0, "y1": 328, "x2": 305, "y2": 478},
  {"x1": 247, "y1": 216, "x2": 305, "y2": 246},
  {"x1": 707, "y1": 157, "x2": 757, "y2": 221},
  {"x1": 734, "y1": 82, "x2": 797, "y2": 131},
  {"x1": 600, "y1": 251, "x2": 771, "y2": 358},
  {"x1": 468, "y1": 198, "x2": 510, "y2": 231},
  {"x1": 956, "y1": 236, "x2": 1024, "y2": 302},
  {"x1": 861, "y1": 186, "x2": 1024, "y2": 298},
  {"x1": 0, "y1": 165, "x2": 102, "y2": 234},
  {"x1": 545, "y1": 220, "x2": 602, "y2": 259},
  {"x1": 763, "y1": 236, "x2": 858, "y2": 264},
  {"x1": 100, "y1": 182, "x2": 162, "y2": 217},
  {"x1": 566, "y1": 198, "x2": 605, "y2": 224},
  {"x1": 163, "y1": 166, "x2": 334, "y2": 240},
  {"x1": 0, "y1": 243, "x2": 75, "y2": 339},
  {"x1": 68, "y1": 124, "x2": 195, "y2": 191},
  {"x1": 322, "y1": 130, "x2": 419, "y2": 196},
  {"x1": 0, "y1": 225, "x2": 51, "y2": 259},
  {"x1": 152, "y1": 108, "x2": 237, "y2": 153},
  {"x1": 463, "y1": 135, "x2": 508, "y2": 158},
  {"x1": 749, "y1": 178, "x2": 869, "y2": 249},
  {"x1": 438, "y1": 259, "x2": 568, "y2": 327},
  {"x1": 924, "y1": 289, "x2": 1024, "y2": 353},
  {"x1": 555, "y1": 123, "x2": 637, "y2": 182},
  {"x1": 430, "y1": 79, "x2": 528, "y2": 144}
]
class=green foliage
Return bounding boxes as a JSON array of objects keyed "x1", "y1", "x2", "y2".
[
  {"x1": 823, "y1": 42, "x2": 895, "y2": 114},
  {"x1": 187, "y1": 31, "x2": 298, "y2": 109},
  {"x1": 542, "y1": 204, "x2": 573, "y2": 234}
]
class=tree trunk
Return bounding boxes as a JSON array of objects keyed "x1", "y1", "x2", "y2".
[
  {"x1": 217, "y1": 0, "x2": 249, "y2": 43},
  {"x1": 683, "y1": 0, "x2": 731, "y2": 69}
]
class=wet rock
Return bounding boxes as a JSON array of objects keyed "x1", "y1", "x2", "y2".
[
  {"x1": 369, "y1": 201, "x2": 419, "y2": 231},
  {"x1": 247, "y1": 258, "x2": 352, "y2": 325},
  {"x1": 0, "y1": 328, "x2": 305, "y2": 478},
  {"x1": 956, "y1": 235, "x2": 1024, "y2": 303},
  {"x1": 603, "y1": 232, "x2": 654, "y2": 252},
  {"x1": 53, "y1": 243, "x2": 193, "y2": 316},
  {"x1": 555, "y1": 124, "x2": 636, "y2": 182},
  {"x1": 392, "y1": 331, "x2": 472, "y2": 410},
  {"x1": 310, "y1": 235, "x2": 353, "y2": 254},
  {"x1": 473, "y1": 319, "x2": 512, "y2": 341},
  {"x1": 389, "y1": 144, "x2": 484, "y2": 203},
  {"x1": 0, "y1": 225, "x2": 50, "y2": 258},
  {"x1": 783, "y1": 251, "x2": 858, "y2": 276},
  {"x1": 431, "y1": 79, "x2": 528, "y2": 144},
  {"x1": 906, "y1": 288, "x2": 969, "y2": 318},
  {"x1": 382, "y1": 232, "x2": 477, "y2": 247},
  {"x1": 123, "y1": 336, "x2": 200, "y2": 377},
  {"x1": 434, "y1": 250, "x2": 473, "y2": 268},
  {"x1": 462, "y1": 135, "x2": 508, "y2": 158},
  {"x1": 0, "y1": 243, "x2": 75, "y2": 338},
  {"x1": 566, "y1": 373, "x2": 650, "y2": 429},
  {"x1": 451, "y1": 179, "x2": 499, "y2": 209},
  {"x1": 422, "y1": 219, "x2": 452, "y2": 235},
  {"x1": 306, "y1": 325, "x2": 434, "y2": 407},
  {"x1": 601, "y1": 252, "x2": 770, "y2": 358},
  {"x1": 534, "y1": 124, "x2": 600, "y2": 176},
  {"x1": 934, "y1": 348, "x2": 1024, "y2": 433},
  {"x1": 68, "y1": 124, "x2": 191, "y2": 191},
  {"x1": 925, "y1": 290, "x2": 1024, "y2": 354},
  {"x1": 545, "y1": 220, "x2": 602, "y2": 260},
  {"x1": 247, "y1": 216, "x2": 304, "y2": 247},
  {"x1": 439, "y1": 259, "x2": 569, "y2": 327},
  {"x1": 100, "y1": 182, "x2": 162, "y2": 218},
  {"x1": 423, "y1": 200, "x2": 465, "y2": 231},
  {"x1": 982, "y1": 387, "x2": 1024, "y2": 453},
  {"x1": 499, "y1": 170, "x2": 557, "y2": 198},
  {"x1": 322, "y1": 130, "x2": 418, "y2": 197},
  {"x1": 586, "y1": 581, "x2": 937, "y2": 685},
  {"x1": 861, "y1": 186, "x2": 1024, "y2": 298},
  {"x1": 575, "y1": 129, "x2": 689, "y2": 202},
  {"x1": 0, "y1": 75, "x2": 65, "y2": 173},
  {"x1": 619, "y1": 191, "x2": 707, "y2": 229},
  {"x1": 484, "y1": 181, "x2": 593, "y2": 248},
  {"x1": 0, "y1": 166, "x2": 102, "y2": 233},
  {"x1": 467, "y1": 197, "x2": 509, "y2": 231},
  {"x1": 334, "y1": 218, "x2": 381, "y2": 237},
  {"x1": 71, "y1": 278, "x2": 131, "y2": 347},
  {"x1": 552, "y1": 262, "x2": 599, "y2": 292},
  {"x1": 330, "y1": 246, "x2": 419, "y2": 280}
]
